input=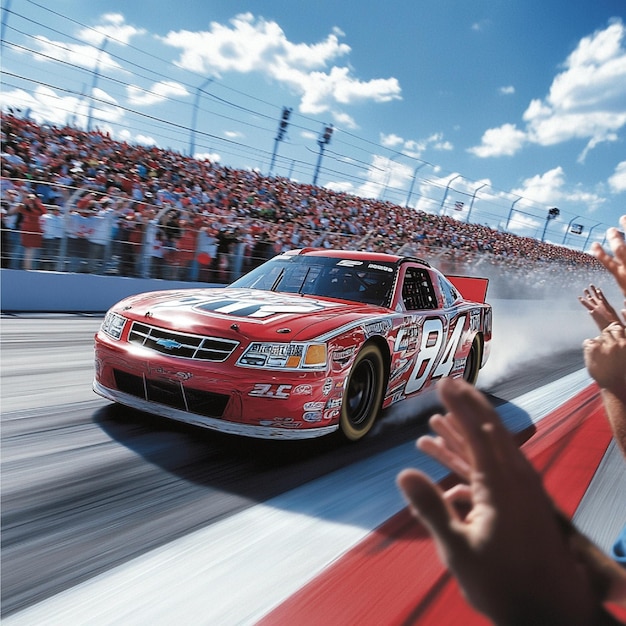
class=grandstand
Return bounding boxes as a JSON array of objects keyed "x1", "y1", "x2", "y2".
[{"x1": 0, "y1": 112, "x2": 614, "y2": 299}]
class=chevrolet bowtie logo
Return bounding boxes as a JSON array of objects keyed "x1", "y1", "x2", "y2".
[{"x1": 155, "y1": 338, "x2": 183, "y2": 350}]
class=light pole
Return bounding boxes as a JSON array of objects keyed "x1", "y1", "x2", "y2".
[
  {"x1": 380, "y1": 153, "x2": 402, "y2": 200},
  {"x1": 269, "y1": 107, "x2": 292, "y2": 177},
  {"x1": 312, "y1": 124, "x2": 333, "y2": 186},
  {"x1": 540, "y1": 207, "x2": 560, "y2": 242},
  {"x1": 86, "y1": 37, "x2": 109, "y2": 132},
  {"x1": 189, "y1": 77, "x2": 214, "y2": 157},
  {"x1": 504, "y1": 197, "x2": 521, "y2": 231},
  {"x1": 466, "y1": 183, "x2": 488, "y2": 223},
  {"x1": 439, "y1": 174, "x2": 461, "y2": 214},
  {"x1": 405, "y1": 162, "x2": 428, "y2": 207}
]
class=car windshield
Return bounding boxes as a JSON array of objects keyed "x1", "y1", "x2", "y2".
[{"x1": 230, "y1": 254, "x2": 396, "y2": 306}]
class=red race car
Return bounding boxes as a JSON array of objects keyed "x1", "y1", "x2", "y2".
[{"x1": 94, "y1": 249, "x2": 492, "y2": 441}]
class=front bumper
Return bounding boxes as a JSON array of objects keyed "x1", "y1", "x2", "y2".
[
  {"x1": 93, "y1": 379, "x2": 338, "y2": 440},
  {"x1": 94, "y1": 331, "x2": 343, "y2": 439}
]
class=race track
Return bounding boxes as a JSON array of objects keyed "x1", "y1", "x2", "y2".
[{"x1": 2, "y1": 305, "x2": 625, "y2": 624}]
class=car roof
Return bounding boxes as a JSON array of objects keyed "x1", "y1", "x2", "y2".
[{"x1": 289, "y1": 248, "x2": 430, "y2": 267}]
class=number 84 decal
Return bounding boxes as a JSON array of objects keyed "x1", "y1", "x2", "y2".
[{"x1": 404, "y1": 315, "x2": 467, "y2": 395}]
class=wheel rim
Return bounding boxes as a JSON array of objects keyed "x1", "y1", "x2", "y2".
[{"x1": 346, "y1": 358, "x2": 377, "y2": 426}]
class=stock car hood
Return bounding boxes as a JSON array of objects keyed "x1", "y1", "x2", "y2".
[{"x1": 115, "y1": 287, "x2": 387, "y2": 342}]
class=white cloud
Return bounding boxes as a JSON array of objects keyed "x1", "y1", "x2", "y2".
[
  {"x1": 24, "y1": 14, "x2": 145, "y2": 72},
  {"x1": 0, "y1": 85, "x2": 123, "y2": 127},
  {"x1": 161, "y1": 13, "x2": 350, "y2": 74},
  {"x1": 76, "y1": 13, "x2": 146, "y2": 46},
  {"x1": 325, "y1": 180, "x2": 355, "y2": 194},
  {"x1": 380, "y1": 131, "x2": 452, "y2": 159},
  {"x1": 470, "y1": 19, "x2": 626, "y2": 159},
  {"x1": 431, "y1": 138, "x2": 453, "y2": 151},
  {"x1": 507, "y1": 212, "x2": 542, "y2": 235},
  {"x1": 511, "y1": 166, "x2": 605, "y2": 213},
  {"x1": 498, "y1": 85, "x2": 515, "y2": 95},
  {"x1": 608, "y1": 161, "x2": 626, "y2": 193},
  {"x1": 160, "y1": 13, "x2": 401, "y2": 120},
  {"x1": 118, "y1": 128, "x2": 157, "y2": 146},
  {"x1": 380, "y1": 133, "x2": 404, "y2": 148},
  {"x1": 468, "y1": 123, "x2": 526, "y2": 157},
  {"x1": 28, "y1": 35, "x2": 124, "y2": 71},
  {"x1": 512, "y1": 167, "x2": 567, "y2": 205},
  {"x1": 127, "y1": 81, "x2": 189, "y2": 106},
  {"x1": 87, "y1": 87, "x2": 124, "y2": 123},
  {"x1": 195, "y1": 151, "x2": 222, "y2": 163},
  {"x1": 402, "y1": 139, "x2": 427, "y2": 157},
  {"x1": 331, "y1": 110, "x2": 357, "y2": 129}
]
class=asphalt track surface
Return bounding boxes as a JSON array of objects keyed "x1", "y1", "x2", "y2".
[{"x1": 1, "y1": 309, "x2": 622, "y2": 623}]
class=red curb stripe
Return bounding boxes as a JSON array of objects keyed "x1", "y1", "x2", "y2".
[{"x1": 259, "y1": 385, "x2": 617, "y2": 626}]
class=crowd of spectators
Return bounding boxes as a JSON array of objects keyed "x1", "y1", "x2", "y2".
[{"x1": 0, "y1": 112, "x2": 613, "y2": 298}]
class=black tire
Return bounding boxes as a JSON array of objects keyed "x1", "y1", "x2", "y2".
[
  {"x1": 339, "y1": 344, "x2": 385, "y2": 441},
  {"x1": 463, "y1": 335, "x2": 482, "y2": 385}
]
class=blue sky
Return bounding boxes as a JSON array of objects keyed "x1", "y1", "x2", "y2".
[{"x1": 2, "y1": 0, "x2": 626, "y2": 248}]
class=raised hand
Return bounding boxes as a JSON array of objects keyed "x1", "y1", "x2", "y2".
[{"x1": 397, "y1": 377, "x2": 626, "y2": 624}]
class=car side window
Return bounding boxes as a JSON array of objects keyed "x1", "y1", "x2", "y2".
[
  {"x1": 438, "y1": 275, "x2": 459, "y2": 308},
  {"x1": 402, "y1": 267, "x2": 437, "y2": 310}
]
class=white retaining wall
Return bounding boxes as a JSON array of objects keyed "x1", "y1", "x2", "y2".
[{"x1": 1, "y1": 269, "x2": 218, "y2": 313}]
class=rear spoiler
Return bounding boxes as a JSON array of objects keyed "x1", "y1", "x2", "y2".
[{"x1": 446, "y1": 275, "x2": 489, "y2": 304}]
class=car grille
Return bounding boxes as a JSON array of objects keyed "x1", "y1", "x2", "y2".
[
  {"x1": 113, "y1": 369, "x2": 230, "y2": 418},
  {"x1": 128, "y1": 322, "x2": 239, "y2": 361}
]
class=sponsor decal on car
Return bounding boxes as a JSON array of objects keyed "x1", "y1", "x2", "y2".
[
  {"x1": 325, "y1": 397, "x2": 343, "y2": 409},
  {"x1": 331, "y1": 346, "x2": 356, "y2": 366},
  {"x1": 249, "y1": 383, "x2": 292, "y2": 398},
  {"x1": 292, "y1": 384, "x2": 313, "y2": 395},
  {"x1": 388, "y1": 388, "x2": 406, "y2": 404},
  {"x1": 303, "y1": 401, "x2": 325, "y2": 411},
  {"x1": 144, "y1": 290, "x2": 337, "y2": 320},
  {"x1": 303, "y1": 411, "x2": 323, "y2": 422},
  {"x1": 337, "y1": 260, "x2": 364, "y2": 267},
  {"x1": 469, "y1": 309, "x2": 481, "y2": 331},
  {"x1": 259, "y1": 417, "x2": 301, "y2": 428},
  {"x1": 323, "y1": 409, "x2": 340, "y2": 420},
  {"x1": 322, "y1": 378, "x2": 333, "y2": 396},
  {"x1": 363, "y1": 319, "x2": 393, "y2": 337},
  {"x1": 394, "y1": 323, "x2": 421, "y2": 353}
]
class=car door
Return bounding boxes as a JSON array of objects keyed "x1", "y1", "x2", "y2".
[{"x1": 398, "y1": 264, "x2": 466, "y2": 395}]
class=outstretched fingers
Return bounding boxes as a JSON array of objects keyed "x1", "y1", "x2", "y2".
[
  {"x1": 436, "y1": 377, "x2": 518, "y2": 476},
  {"x1": 418, "y1": 411, "x2": 472, "y2": 479},
  {"x1": 417, "y1": 433, "x2": 472, "y2": 480},
  {"x1": 397, "y1": 469, "x2": 467, "y2": 558}
]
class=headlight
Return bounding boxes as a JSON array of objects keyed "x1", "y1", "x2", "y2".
[
  {"x1": 237, "y1": 342, "x2": 327, "y2": 369},
  {"x1": 101, "y1": 311, "x2": 127, "y2": 340}
]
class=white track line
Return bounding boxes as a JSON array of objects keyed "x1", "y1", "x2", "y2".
[{"x1": 5, "y1": 369, "x2": 592, "y2": 626}]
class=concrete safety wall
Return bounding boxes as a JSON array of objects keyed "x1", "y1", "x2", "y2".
[{"x1": 1, "y1": 268, "x2": 219, "y2": 313}]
